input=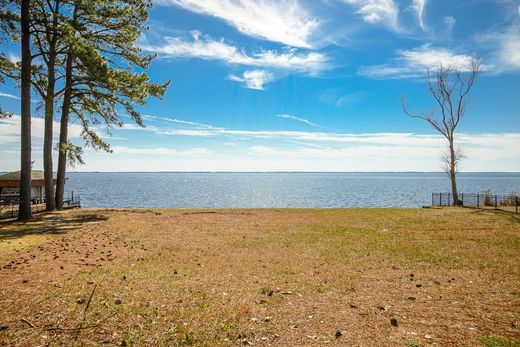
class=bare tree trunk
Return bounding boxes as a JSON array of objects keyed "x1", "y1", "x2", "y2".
[
  {"x1": 448, "y1": 139, "x2": 460, "y2": 206},
  {"x1": 43, "y1": 66, "x2": 56, "y2": 211},
  {"x1": 42, "y1": 4, "x2": 60, "y2": 212},
  {"x1": 18, "y1": 0, "x2": 32, "y2": 221},
  {"x1": 55, "y1": 52, "x2": 73, "y2": 210}
]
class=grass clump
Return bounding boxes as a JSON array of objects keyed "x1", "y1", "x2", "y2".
[{"x1": 478, "y1": 336, "x2": 520, "y2": 347}]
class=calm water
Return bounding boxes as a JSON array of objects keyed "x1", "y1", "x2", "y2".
[{"x1": 63, "y1": 172, "x2": 520, "y2": 208}]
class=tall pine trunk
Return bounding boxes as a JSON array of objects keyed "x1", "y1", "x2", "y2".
[
  {"x1": 42, "y1": 5, "x2": 59, "y2": 212},
  {"x1": 18, "y1": 0, "x2": 32, "y2": 221},
  {"x1": 43, "y1": 69, "x2": 56, "y2": 211},
  {"x1": 55, "y1": 51, "x2": 73, "y2": 210},
  {"x1": 448, "y1": 140, "x2": 460, "y2": 206}
]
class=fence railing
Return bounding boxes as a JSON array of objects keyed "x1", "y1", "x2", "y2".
[
  {"x1": 432, "y1": 192, "x2": 519, "y2": 213},
  {"x1": 0, "y1": 192, "x2": 80, "y2": 219}
]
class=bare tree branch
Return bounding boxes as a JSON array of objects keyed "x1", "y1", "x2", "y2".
[{"x1": 402, "y1": 59, "x2": 481, "y2": 206}]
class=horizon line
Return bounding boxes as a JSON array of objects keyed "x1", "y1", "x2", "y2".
[{"x1": 60, "y1": 171, "x2": 520, "y2": 174}]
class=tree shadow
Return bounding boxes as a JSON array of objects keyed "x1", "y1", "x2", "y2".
[
  {"x1": 0, "y1": 212, "x2": 109, "y2": 243},
  {"x1": 467, "y1": 207, "x2": 520, "y2": 224}
]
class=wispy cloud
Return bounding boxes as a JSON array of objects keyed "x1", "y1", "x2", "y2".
[
  {"x1": 119, "y1": 116, "x2": 518, "y2": 154},
  {"x1": 0, "y1": 92, "x2": 21, "y2": 100},
  {"x1": 0, "y1": 115, "x2": 83, "y2": 145},
  {"x1": 340, "y1": 0, "x2": 400, "y2": 31},
  {"x1": 275, "y1": 114, "x2": 323, "y2": 128},
  {"x1": 142, "y1": 31, "x2": 329, "y2": 75},
  {"x1": 7, "y1": 52, "x2": 20, "y2": 63},
  {"x1": 0, "y1": 91, "x2": 40, "y2": 103},
  {"x1": 443, "y1": 16, "x2": 456, "y2": 35},
  {"x1": 4, "y1": 114, "x2": 519, "y2": 172},
  {"x1": 155, "y1": 0, "x2": 319, "y2": 48},
  {"x1": 248, "y1": 145, "x2": 283, "y2": 155},
  {"x1": 478, "y1": 24, "x2": 520, "y2": 72},
  {"x1": 228, "y1": 70, "x2": 275, "y2": 90},
  {"x1": 359, "y1": 44, "x2": 477, "y2": 79},
  {"x1": 320, "y1": 89, "x2": 362, "y2": 108},
  {"x1": 112, "y1": 146, "x2": 212, "y2": 156},
  {"x1": 81, "y1": 131, "x2": 520, "y2": 172},
  {"x1": 162, "y1": 117, "x2": 217, "y2": 129},
  {"x1": 410, "y1": 0, "x2": 427, "y2": 31},
  {"x1": 141, "y1": 114, "x2": 221, "y2": 130}
]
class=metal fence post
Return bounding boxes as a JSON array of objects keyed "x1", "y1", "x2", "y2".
[
  {"x1": 517, "y1": 196, "x2": 518, "y2": 214},
  {"x1": 495, "y1": 195, "x2": 498, "y2": 210},
  {"x1": 461, "y1": 193, "x2": 464, "y2": 206},
  {"x1": 477, "y1": 194, "x2": 480, "y2": 209}
]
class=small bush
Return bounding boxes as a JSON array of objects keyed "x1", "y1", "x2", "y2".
[
  {"x1": 482, "y1": 190, "x2": 494, "y2": 206},
  {"x1": 495, "y1": 191, "x2": 517, "y2": 207},
  {"x1": 507, "y1": 191, "x2": 518, "y2": 206}
]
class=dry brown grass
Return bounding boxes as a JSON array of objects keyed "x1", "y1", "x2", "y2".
[{"x1": 0, "y1": 207, "x2": 519, "y2": 346}]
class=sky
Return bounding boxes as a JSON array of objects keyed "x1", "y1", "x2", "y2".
[{"x1": 1, "y1": 0, "x2": 520, "y2": 172}]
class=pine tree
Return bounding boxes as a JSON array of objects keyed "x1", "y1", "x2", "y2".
[{"x1": 54, "y1": 0, "x2": 169, "y2": 209}]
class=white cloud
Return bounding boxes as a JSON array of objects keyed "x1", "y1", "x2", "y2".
[
  {"x1": 0, "y1": 92, "x2": 21, "y2": 100},
  {"x1": 320, "y1": 89, "x2": 362, "y2": 107},
  {"x1": 155, "y1": 0, "x2": 319, "y2": 48},
  {"x1": 340, "y1": 0, "x2": 400, "y2": 31},
  {"x1": 248, "y1": 145, "x2": 283, "y2": 155},
  {"x1": 142, "y1": 32, "x2": 329, "y2": 75},
  {"x1": 410, "y1": 0, "x2": 426, "y2": 31},
  {"x1": 7, "y1": 52, "x2": 20, "y2": 63},
  {"x1": 471, "y1": 24, "x2": 520, "y2": 74},
  {"x1": 443, "y1": 16, "x2": 456, "y2": 35},
  {"x1": 75, "y1": 132, "x2": 520, "y2": 172},
  {"x1": 0, "y1": 115, "x2": 84, "y2": 170},
  {"x1": 112, "y1": 146, "x2": 178, "y2": 155},
  {"x1": 0, "y1": 115, "x2": 83, "y2": 145},
  {"x1": 275, "y1": 114, "x2": 323, "y2": 128},
  {"x1": 229, "y1": 70, "x2": 275, "y2": 90},
  {"x1": 112, "y1": 146, "x2": 211, "y2": 157},
  {"x1": 486, "y1": 25, "x2": 520, "y2": 72},
  {"x1": 0, "y1": 91, "x2": 39, "y2": 103},
  {"x1": 5, "y1": 115, "x2": 510, "y2": 172},
  {"x1": 359, "y1": 44, "x2": 477, "y2": 79},
  {"x1": 126, "y1": 117, "x2": 502, "y2": 151},
  {"x1": 143, "y1": 115, "x2": 221, "y2": 130},
  {"x1": 3, "y1": 114, "x2": 519, "y2": 171}
]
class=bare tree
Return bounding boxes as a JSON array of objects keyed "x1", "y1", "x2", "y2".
[{"x1": 402, "y1": 59, "x2": 480, "y2": 206}]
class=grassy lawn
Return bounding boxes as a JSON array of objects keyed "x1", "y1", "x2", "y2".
[{"x1": 0, "y1": 208, "x2": 519, "y2": 346}]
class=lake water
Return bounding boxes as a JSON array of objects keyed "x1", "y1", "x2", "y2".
[{"x1": 63, "y1": 172, "x2": 520, "y2": 208}]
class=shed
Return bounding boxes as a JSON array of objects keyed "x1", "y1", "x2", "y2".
[{"x1": 0, "y1": 170, "x2": 57, "y2": 203}]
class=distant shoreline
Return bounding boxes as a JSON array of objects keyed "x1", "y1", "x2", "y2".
[
  {"x1": 2, "y1": 171, "x2": 520, "y2": 174},
  {"x1": 64, "y1": 171, "x2": 520, "y2": 174}
]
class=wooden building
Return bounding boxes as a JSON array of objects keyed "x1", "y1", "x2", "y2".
[{"x1": 0, "y1": 170, "x2": 56, "y2": 204}]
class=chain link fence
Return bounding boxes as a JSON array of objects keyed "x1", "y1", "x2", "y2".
[{"x1": 432, "y1": 192, "x2": 519, "y2": 213}]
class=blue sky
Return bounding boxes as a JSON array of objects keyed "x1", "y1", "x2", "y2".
[{"x1": 1, "y1": 0, "x2": 520, "y2": 171}]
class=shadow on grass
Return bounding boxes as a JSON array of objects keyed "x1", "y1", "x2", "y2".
[
  {"x1": 467, "y1": 207, "x2": 520, "y2": 224},
  {"x1": 0, "y1": 213, "x2": 109, "y2": 243}
]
